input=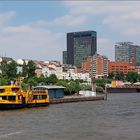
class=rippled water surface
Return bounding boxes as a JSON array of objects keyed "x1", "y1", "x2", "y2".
[{"x1": 0, "y1": 93, "x2": 140, "y2": 140}]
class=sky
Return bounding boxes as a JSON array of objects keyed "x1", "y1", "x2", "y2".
[{"x1": 0, "y1": 1, "x2": 140, "y2": 62}]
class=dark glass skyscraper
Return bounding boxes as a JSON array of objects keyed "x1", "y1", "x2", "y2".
[
  {"x1": 67, "y1": 31, "x2": 97, "y2": 67},
  {"x1": 62, "y1": 51, "x2": 67, "y2": 64}
]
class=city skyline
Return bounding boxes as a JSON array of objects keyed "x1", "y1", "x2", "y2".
[{"x1": 0, "y1": 1, "x2": 140, "y2": 62}]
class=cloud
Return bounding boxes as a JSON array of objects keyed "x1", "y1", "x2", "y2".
[
  {"x1": 3, "y1": 26, "x2": 32, "y2": 33},
  {"x1": 52, "y1": 15, "x2": 87, "y2": 27},
  {"x1": 0, "y1": 11, "x2": 67, "y2": 62},
  {"x1": 64, "y1": 1, "x2": 140, "y2": 37},
  {"x1": 32, "y1": 14, "x2": 87, "y2": 27},
  {"x1": 0, "y1": 24, "x2": 65, "y2": 61},
  {"x1": 123, "y1": 27, "x2": 140, "y2": 36},
  {"x1": 64, "y1": 1, "x2": 139, "y2": 15},
  {"x1": 0, "y1": 11, "x2": 16, "y2": 26}
]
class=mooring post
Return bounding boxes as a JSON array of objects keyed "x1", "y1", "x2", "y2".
[
  {"x1": 92, "y1": 78, "x2": 96, "y2": 92},
  {"x1": 104, "y1": 85, "x2": 107, "y2": 101}
]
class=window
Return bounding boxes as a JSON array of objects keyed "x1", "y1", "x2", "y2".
[
  {"x1": 33, "y1": 95, "x2": 47, "y2": 100},
  {"x1": 0, "y1": 96, "x2": 7, "y2": 100},
  {"x1": 12, "y1": 88, "x2": 20, "y2": 92},
  {"x1": 2, "y1": 96, "x2": 7, "y2": 100},
  {"x1": 8, "y1": 96, "x2": 16, "y2": 101},
  {"x1": 0, "y1": 89, "x2": 5, "y2": 93},
  {"x1": 33, "y1": 95, "x2": 38, "y2": 100},
  {"x1": 42, "y1": 95, "x2": 47, "y2": 99}
]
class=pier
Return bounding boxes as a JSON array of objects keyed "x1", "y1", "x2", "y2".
[{"x1": 50, "y1": 95, "x2": 105, "y2": 104}]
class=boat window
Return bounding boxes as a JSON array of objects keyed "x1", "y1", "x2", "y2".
[
  {"x1": 0, "y1": 89, "x2": 5, "y2": 93},
  {"x1": 12, "y1": 88, "x2": 20, "y2": 92},
  {"x1": 33, "y1": 95, "x2": 47, "y2": 100},
  {"x1": 42, "y1": 95, "x2": 47, "y2": 99},
  {"x1": 33, "y1": 95, "x2": 38, "y2": 100},
  {"x1": 8, "y1": 96, "x2": 16, "y2": 101},
  {"x1": 0, "y1": 96, "x2": 7, "y2": 100},
  {"x1": 2, "y1": 96, "x2": 7, "y2": 100}
]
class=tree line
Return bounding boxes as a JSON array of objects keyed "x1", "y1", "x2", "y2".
[
  {"x1": 0, "y1": 60, "x2": 139, "y2": 95},
  {"x1": 0, "y1": 60, "x2": 91, "y2": 95}
]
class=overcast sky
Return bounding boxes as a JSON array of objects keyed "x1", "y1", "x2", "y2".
[{"x1": 0, "y1": 1, "x2": 140, "y2": 62}]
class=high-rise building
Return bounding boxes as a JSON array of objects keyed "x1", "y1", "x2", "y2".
[
  {"x1": 115, "y1": 42, "x2": 140, "y2": 66},
  {"x1": 115, "y1": 42, "x2": 133, "y2": 63},
  {"x1": 136, "y1": 47, "x2": 140, "y2": 66},
  {"x1": 62, "y1": 51, "x2": 67, "y2": 64},
  {"x1": 92, "y1": 54, "x2": 108, "y2": 78},
  {"x1": 67, "y1": 31, "x2": 97, "y2": 67}
]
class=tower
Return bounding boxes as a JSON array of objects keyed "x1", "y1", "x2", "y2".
[{"x1": 67, "y1": 31, "x2": 97, "y2": 67}]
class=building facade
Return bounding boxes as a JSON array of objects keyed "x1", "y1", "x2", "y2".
[
  {"x1": 109, "y1": 61, "x2": 135, "y2": 75},
  {"x1": 115, "y1": 42, "x2": 140, "y2": 66},
  {"x1": 67, "y1": 31, "x2": 97, "y2": 67},
  {"x1": 92, "y1": 54, "x2": 108, "y2": 78},
  {"x1": 62, "y1": 51, "x2": 67, "y2": 64},
  {"x1": 81, "y1": 56, "x2": 92, "y2": 74},
  {"x1": 136, "y1": 47, "x2": 140, "y2": 66}
]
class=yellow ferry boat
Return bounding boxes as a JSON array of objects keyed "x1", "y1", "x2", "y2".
[
  {"x1": 0, "y1": 85, "x2": 49, "y2": 109},
  {"x1": 26, "y1": 87, "x2": 50, "y2": 108}
]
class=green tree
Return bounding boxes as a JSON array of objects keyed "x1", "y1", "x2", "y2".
[
  {"x1": 0, "y1": 60, "x2": 8, "y2": 77},
  {"x1": 0, "y1": 60, "x2": 17, "y2": 80},
  {"x1": 47, "y1": 74, "x2": 58, "y2": 85},
  {"x1": 56, "y1": 80, "x2": 67, "y2": 87},
  {"x1": 7, "y1": 60, "x2": 17, "y2": 80},
  {"x1": 95, "y1": 79, "x2": 105, "y2": 89},
  {"x1": 96, "y1": 86, "x2": 104, "y2": 93},
  {"x1": 22, "y1": 61, "x2": 28, "y2": 77},
  {"x1": 37, "y1": 75, "x2": 46, "y2": 85},
  {"x1": 27, "y1": 60, "x2": 36, "y2": 78},
  {"x1": 108, "y1": 72, "x2": 115, "y2": 79},
  {"x1": 25, "y1": 77, "x2": 38, "y2": 87},
  {"x1": 80, "y1": 84, "x2": 91, "y2": 90},
  {"x1": 126, "y1": 72, "x2": 138, "y2": 83},
  {"x1": 0, "y1": 75, "x2": 10, "y2": 85},
  {"x1": 115, "y1": 72, "x2": 124, "y2": 81}
]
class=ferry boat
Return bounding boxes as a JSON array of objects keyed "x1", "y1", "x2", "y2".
[
  {"x1": 0, "y1": 85, "x2": 26, "y2": 109},
  {"x1": 0, "y1": 85, "x2": 49, "y2": 109},
  {"x1": 26, "y1": 87, "x2": 49, "y2": 108}
]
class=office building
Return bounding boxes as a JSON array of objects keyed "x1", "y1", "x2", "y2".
[
  {"x1": 67, "y1": 31, "x2": 97, "y2": 67},
  {"x1": 62, "y1": 51, "x2": 67, "y2": 64},
  {"x1": 115, "y1": 42, "x2": 140, "y2": 66}
]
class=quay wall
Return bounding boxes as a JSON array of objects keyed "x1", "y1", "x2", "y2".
[{"x1": 50, "y1": 96, "x2": 104, "y2": 104}]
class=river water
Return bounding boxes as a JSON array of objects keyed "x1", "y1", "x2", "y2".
[{"x1": 0, "y1": 93, "x2": 140, "y2": 140}]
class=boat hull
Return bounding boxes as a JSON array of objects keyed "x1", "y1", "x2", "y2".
[
  {"x1": 0, "y1": 103, "x2": 49, "y2": 110},
  {"x1": 26, "y1": 103, "x2": 49, "y2": 108},
  {"x1": 0, "y1": 104, "x2": 24, "y2": 110}
]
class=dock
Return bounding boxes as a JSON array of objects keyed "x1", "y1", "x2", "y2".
[{"x1": 50, "y1": 95, "x2": 105, "y2": 104}]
